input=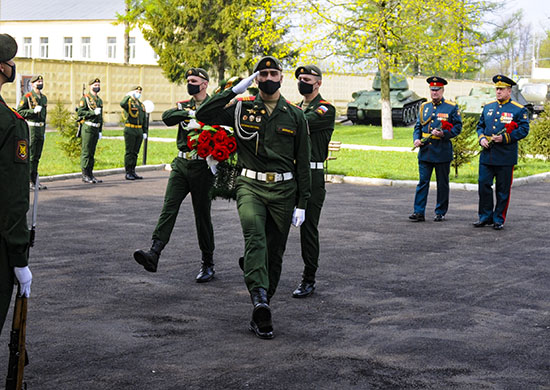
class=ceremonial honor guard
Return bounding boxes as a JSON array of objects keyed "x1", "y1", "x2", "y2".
[
  {"x1": 196, "y1": 56, "x2": 311, "y2": 339},
  {"x1": 474, "y1": 75, "x2": 529, "y2": 230},
  {"x1": 133, "y1": 68, "x2": 217, "y2": 283},
  {"x1": 410, "y1": 76, "x2": 462, "y2": 222},
  {"x1": 0, "y1": 34, "x2": 32, "y2": 334},
  {"x1": 17, "y1": 74, "x2": 48, "y2": 190},
  {"x1": 77, "y1": 78, "x2": 103, "y2": 184},
  {"x1": 292, "y1": 65, "x2": 335, "y2": 298},
  {"x1": 120, "y1": 86, "x2": 148, "y2": 180}
]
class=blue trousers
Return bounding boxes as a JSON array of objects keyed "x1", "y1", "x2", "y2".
[
  {"x1": 413, "y1": 160, "x2": 450, "y2": 216},
  {"x1": 478, "y1": 164, "x2": 514, "y2": 225}
]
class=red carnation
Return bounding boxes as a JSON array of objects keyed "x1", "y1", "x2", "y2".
[
  {"x1": 213, "y1": 129, "x2": 228, "y2": 144},
  {"x1": 187, "y1": 136, "x2": 197, "y2": 150},
  {"x1": 505, "y1": 121, "x2": 518, "y2": 133},
  {"x1": 441, "y1": 121, "x2": 453, "y2": 131},
  {"x1": 197, "y1": 143, "x2": 213, "y2": 158},
  {"x1": 212, "y1": 144, "x2": 230, "y2": 162},
  {"x1": 198, "y1": 130, "x2": 213, "y2": 146},
  {"x1": 225, "y1": 137, "x2": 237, "y2": 153}
]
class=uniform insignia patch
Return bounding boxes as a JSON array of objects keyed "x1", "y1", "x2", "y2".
[
  {"x1": 487, "y1": 109, "x2": 493, "y2": 116},
  {"x1": 16, "y1": 139, "x2": 28, "y2": 161},
  {"x1": 316, "y1": 105, "x2": 328, "y2": 115}
]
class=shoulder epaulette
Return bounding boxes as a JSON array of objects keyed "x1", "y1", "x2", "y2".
[
  {"x1": 286, "y1": 99, "x2": 300, "y2": 108},
  {"x1": 319, "y1": 100, "x2": 333, "y2": 106},
  {"x1": 237, "y1": 96, "x2": 255, "y2": 102},
  {"x1": 511, "y1": 101, "x2": 524, "y2": 108},
  {"x1": 485, "y1": 100, "x2": 497, "y2": 105},
  {"x1": 420, "y1": 101, "x2": 430, "y2": 110},
  {"x1": 177, "y1": 99, "x2": 191, "y2": 104},
  {"x1": 444, "y1": 100, "x2": 456, "y2": 106}
]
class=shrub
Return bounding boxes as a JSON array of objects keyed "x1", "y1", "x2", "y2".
[{"x1": 50, "y1": 101, "x2": 81, "y2": 160}]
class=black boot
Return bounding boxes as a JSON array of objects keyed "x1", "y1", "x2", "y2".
[
  {"x1": 82, "y1": 169, "x2": 94, "y2": 184},
  {"x1": 89, "y1": 168, "x2": 102, "y2": 183},
  {"x1": 292, "y1": 280, "x2": 316, "y2": 298},
  {"x1": 125, "y1": 166, "x2": 135, "y2": 180},
  {"x1": 132, "y1": 165, "x2": 143, "y2": 180},
  {"x1": 195, "y1": 253, "x2": 215, "y2": 283},
  {"x1": 249, "y1": 287, "x2": 273, "y2": 339},
  {"x1": 133, "y1": 239, "x2": 165, "y2": 272}
]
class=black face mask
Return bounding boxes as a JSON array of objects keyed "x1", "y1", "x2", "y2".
[
  {"x1": 187, "y1": 83, "x2": 201, "y2": 96},
  {"x1": 36, "y1": 84, "x2": 43, "y2": 90},
  {"x1": 258, "y1": 80, "x2": 281, "y2": 95},
  {"x1": 92, "y1": 86, "x2": 100, "y2": 93},
  {"x1": 2, "y1": 62, "x2": 16, "y2": 83},
  {"x1": 298, "y1": 81, "x2": 314, "y2": 95}
]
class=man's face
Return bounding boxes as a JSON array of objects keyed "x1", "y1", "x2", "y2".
[
  {"x1": 33, "y1": 80, "x2": 43, "y2": 89},
  {"x1": 0, "y1": 60, "x2": 15, "y2": 81},
  {"x1": 496, "y1": 87, "x2": 511, "y2": 102},
  {"x1": 298, "y1": 74, "x2": 320, "y2": 88},
  {"x1": 430, "y1": 87, "x2": 444, "y2": 102},
  {"x1": 90, "y1": 82, "x2": 100, "y2": 91},
  {"x1": 256, "y1": 69, "x2": 283, "y2": 83},
  {"x1": 187, "y1": 75, "x2": 206, "y2": 87}
]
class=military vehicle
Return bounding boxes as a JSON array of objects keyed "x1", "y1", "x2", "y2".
[
  {"x1": 520, "y1": 83, "x2": 548, "y2": 118},
  {"x1": 456, "y1": 85, "x2": 536, "y2": 119},
  {"x1": 346, "y1": 73, "x2": 426, "y2": 126}
]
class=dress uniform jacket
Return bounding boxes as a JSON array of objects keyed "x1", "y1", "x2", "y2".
[
  {"x1": 17, "y1": 90, "x2": 47, "y2": 180},
  {"x1": 300, "y1": 94, "x2": 335, "y2": 163},
  {"x1": 120, "y1": 95, "x2": 147, "y2": 130},
  {"x1": 476, "y1": 99, "x2": 530, "y2": 166},
  {"x1": 162, "y1": 97, "x2": 204, "y2": 151},
  {"x1": 77, "y1": 93, "x2": 103, "y2": 171},
  {"x1": 120, "y1": 95, "x2": 148, "y2": 169},
  {"x1": 414, "y1": 98, "x2": 462, "y2": 162}
]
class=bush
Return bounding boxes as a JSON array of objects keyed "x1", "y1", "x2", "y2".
[
  {"x1": 524, "y1": 103, "x2": 550, "y2": 162},
  {"x1": 50, "y1": 101, "x2": 81, "y2": 160},
  {"x1": 451, "y1": 111, "x2": 479, "y2": 177}
]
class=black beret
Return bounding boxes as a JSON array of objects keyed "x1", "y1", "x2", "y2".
[
  {"x1": 186, "y1": 68, "x2": 209, "y2": 81},
  {"x1": 492, "y1": 74, "x2": 516, "y2": 87},
  {"x1": 426, "y1": 76, "x2": 448, "y2": 89},
  {"x1": 0, "y1": 34, "x2": 18, "y2": 62},
  {"x1": 253, "y1": 56, "x2": 283, "y2": 73},
  {"x1": 89, "y1": 77, "x2": 101, "y2": 85},
  {"x1": 31, "y1": 75, "x2": 43, "y2": 83},
  {"x1": 295, "y1": 65, "x2": 323, "y2": 79}
]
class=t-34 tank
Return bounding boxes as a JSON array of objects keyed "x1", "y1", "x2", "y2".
[
  {"x1": 346, "y1": 73, "x2": 426, "y2": 126},
  {"x1": 456, "y1": 85, "x2": 535, "y2": 119}
]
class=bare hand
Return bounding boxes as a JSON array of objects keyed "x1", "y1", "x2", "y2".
[
  {"x1": 480, "y1": 138, "x2": 489, "y2": 148},
  {"x1": 432, "y1": 129, "x2": 444, "y2": 137},
  {"x1": 414, "y1": 139, "x2": 423, "y2": 147},
  {"x1": 492, "y1": 134, "x2": 503, "y2": 143}
]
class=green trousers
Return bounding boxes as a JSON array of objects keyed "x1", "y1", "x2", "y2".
[
  {"x1": 300, "y1": 169, "x2": 326, "y2": 283},
  {"x1": 124, "y1": 126, "x2": 143, "y2": 169},
  {"x1": 29, "y1": 125, "x2": 45, "y2": 181},
  {"x1": 152, "y1": 157, "x2": 215, "y2": 256},
  {"x1": 0, "y1": 240, "x2": 15, "y2": 335},
  {"x1": 80, "y1": 125, "x2": 99, "y2": 171},
  {"x1": 236, "y1": 177, "x2": 296, "y2": 299}
]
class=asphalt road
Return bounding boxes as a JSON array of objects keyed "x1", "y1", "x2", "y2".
[{"x1": 1, "y1": 170, "x2": 549, "y2": 389}]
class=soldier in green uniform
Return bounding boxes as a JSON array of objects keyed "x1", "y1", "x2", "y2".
[
  {"x1": 133, "y1": 68, "x2": 217, "y2": 283},
  {"x1": 77, "y1": 77, "x2": 103, "y2": 184},
  {"x1": 196, "y1": 56, "x2": 311, "y2": 339},
  {"x1": 120, "y1": 86, "x2": 148, "y2": 180},
  {"x1": 17, "y1": 74, "x2": 48, "y2": 190},
  {"x1": 0, "y1": 34, "x2": 33, "y2": 334},
  {"x1": 292, "y1": 65, "x2": 335, "y2": 298}
]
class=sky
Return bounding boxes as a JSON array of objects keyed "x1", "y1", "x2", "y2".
[{"x1": 508, "y1": 0, "x2": 550, "y2": 34}]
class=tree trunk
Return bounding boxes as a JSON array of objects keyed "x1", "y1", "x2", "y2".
[
  {"x1": 379, "y1": 63, "x2": 394, "y2": 140},
  {"x1": 124, "y1": 2, "x2": 130, "y2": 64}
]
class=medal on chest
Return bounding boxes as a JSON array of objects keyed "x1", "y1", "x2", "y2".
[{"x1": 500, "y1": 112, "x2": 513, "y2": 124}]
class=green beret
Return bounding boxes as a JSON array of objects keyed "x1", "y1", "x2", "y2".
[
  {"x1": 132, "y1": 86, "x2": 143, "y2": 91},
  {"x1": 295, "y1": 65, "x2": 323, "y2": 79},
  {"x1": 253, "y1": 56, "x2": 283, "y2": 73},
  {"x1": 492, "y1": 74, "x2": 516, "y2": 87},
  {"x1": 186, "y1": 68, "x2": 209, "y2": 81},
  {"x1": 89, "y1": 77, "x2": 101, "y2": 85},
  {"x1": 0, "y1": 34, "x2": 18, "y2": 62},
  {"x1": 31, "y1": 75, "x2": 43, "y2": 83}
]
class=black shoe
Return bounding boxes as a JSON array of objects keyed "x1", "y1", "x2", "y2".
[
  {"x1": 89, "y1": 169, "x2": 102, "y2": 183},
  {"x1": 249, "y1": 288, "x2": 273, "y2": 339},
  {"x1": 493, "y1": 223, "x2": 504, "y2": 230},
  {"x1": 433, "y1": 215, "x2": 445, "y2": 222},
  {"x1": 473, "y1": 220, "x2": 493, "y2": 228},
  {"x1": 133, "y1": 240, "x2": 164, "y2": 272},
  {"x1": 125, "y1": 173, "x2": 136, "y2": 180},
  {"x1": 196, "y1": 263, "x2": 215, "y2": 283},
  {"x1": 82, "y1": 174, "x2": 94, "y2": 184},
  {"x1": 132, "y1": 171, "x2": 143, "y2": 180},
  {"x1": 292, "y1": 281, "x2": 315, "y2": 298},
  {"x1": 409, "y1": 213, "x2": 425, "y2": 222},
  {"x1": 238, "y1": 256, "x2": 244, "y2": 271}
]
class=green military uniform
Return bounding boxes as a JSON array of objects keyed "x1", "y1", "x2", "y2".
[
  {"x1": 77, "y1": 78, "x2": 103, "y2": 183},
  {"x1": 196, "y1": 62, "x2": 311, "y2": 301},
  {"x1": 154, "y1": 96, "x2": 215, "y2": 259},
  {"x1": 17, "y1": 75, "x2": 47, "y2": 187},
  {"x1": 0, "y1": 95, "x2": 30, "y2": 333},
  {"x1": 297, "y1": 93, "x2": 335, "y2": 284},
  {"x1": 120, "y1": 87, "x2": 148, "y2": 179}
]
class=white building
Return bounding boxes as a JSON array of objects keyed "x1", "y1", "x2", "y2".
[{"x1": 0, "y1": 0, "x2": 158, "y2": 65}]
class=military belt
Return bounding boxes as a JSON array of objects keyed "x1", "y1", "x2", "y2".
[
  {"x1": 84, "y1": 121, "x2": 101, "y2": 128},
  {"x1": 310, "y1": 162, "x2": 324, "y2": 170},
  {"x1": 241, "y1": 168, "x2": 293, "y2": 183},
  {"x1": 27, "y1": 121, "x2": 45, "y2": 127},
  {"x1": 422, "y1": 132, "x2": 441, "y2": 140},
  {"x1": 125, "y1": 123, "x2": 142, "y2": 129},
  {"x1": 177, "y1": 151, "x2": 204, "y2": 160}
]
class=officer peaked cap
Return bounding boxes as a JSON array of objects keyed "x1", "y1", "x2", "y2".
[
  {"x1": 31, "y1": 75, "x2": 43, "y2": 83},
  {"x1": 426, "y1": 76, "x2": 447, "y2": 90},
  {"x1": 253, "y1": 56, "x2": 283, "y2": 73},
  {"x1": 0, "y1": 34, "x2": 18, "y2": 62},
  {"x1": 295, "y1": 65, "x2": 323, "y2": 79},
  {"x1": 89, "y1": 77, "x2": 101, "y2": 85},
  {"x1": 492, "y1": 74, "x2": 516, "y2": 87},
  {"x1": 186, "y1": 68, "x2": 209, "y2": 81}
]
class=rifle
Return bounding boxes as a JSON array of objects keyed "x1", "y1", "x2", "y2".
[
  {"x1": 5, "y1": 286, "x2": 28, "y2": 390},
  {"x1": 76, "y1": 83, "x2": 85, "y2": 138}
]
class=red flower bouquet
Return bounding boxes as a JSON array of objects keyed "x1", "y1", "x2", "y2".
[
  {"x1": 441, "y1": 121, "x2": 454, "y2": 131},
  {"x1": 187, "y1": 121, "x2": 237, "y2": 163},
  {"x1": 504, "y1": 121, "x2": 518, "y2": 133}
]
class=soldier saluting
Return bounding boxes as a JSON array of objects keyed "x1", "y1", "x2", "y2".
[
  {"x1": 121, "y1": 86, "x2": 148, "y2": 180},
  {"x1": 17, "y1": 74, "x2": 48, "y2": 190},
  {"x1": 77, "y1": 77, "x2": 103, "y2": 184},
  {"x1": 196, "y1": 56, "x2": 311, "y2": 339}
]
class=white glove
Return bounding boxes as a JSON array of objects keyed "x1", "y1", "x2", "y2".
[
  {"x1": 14, "y1": 266, "x2": 32, "y2": 297},
  {"x1": 187, "y1": 118, "x2": 201, "y2": 130},
  {"x1": 187, "y1": 109, "x2": 196, "y2": 118},
  {"x1": 232, "y1": 71, "x2": 259, "y2": 94},
  {"x1": 94, "y1": 107, "x2": 101, "y2": 115},
  {"x1": 143, "y1": 133, "x2": 148, "y2": 139},
  {"x1": 33, "y1": 105, "x2": 42, "y2": 113},
  {"x1": 98, "y1": 132, "x2": 102, "y2": 140},
  {"x1": 292, "y1": 208, "x2": 306, "y2": 227},
  {"x1": 206, "y1": 155, "x2": 218, "y2": 175}
]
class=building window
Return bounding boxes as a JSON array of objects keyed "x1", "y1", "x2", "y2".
[
  {"x1": 81, "y1": 37, "x2": 91, "y2": 59},
  {"x1": 23, "y1": 37, "x2": 32, "y2": 57},
  {"x1": 39, "y1": 37, "x2": 49, "y2": 58},
  {"x1": 129, "y1": 37, "x2": 136, "y2": 59},
  {"x1": 107, "y1": 37, "x2": 116, "y2": 59},
  {"x1": 64, "y1": 37, "x2": 73, "y2": 58}
]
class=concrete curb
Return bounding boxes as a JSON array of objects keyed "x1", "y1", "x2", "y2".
[{"x1": 40, "y1": 164, "x2": 169, "y2": 183}]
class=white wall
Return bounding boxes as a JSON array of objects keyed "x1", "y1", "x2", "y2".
[{"x1": 0, "y1": 20, "x2": 158, "y2": 65}]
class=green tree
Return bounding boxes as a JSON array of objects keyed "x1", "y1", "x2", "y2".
[
  {"x1": 117, "y1": 0, "x2": 296, "y2": 82},
  {"x1": 524, "y1": 103, "x2": 550, "y2": 161},
  {"x1": 50, "y1": 102, "x2": 81, "y2": 160},
  {"x1": 451, "y1": 111, "x2": 479, "y2": 177}
]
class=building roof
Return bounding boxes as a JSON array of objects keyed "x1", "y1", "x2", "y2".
[{"x1": 0, "y1": 0, "x2": 125, "y2": 21}]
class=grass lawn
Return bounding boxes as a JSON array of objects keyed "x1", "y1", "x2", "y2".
[{"x1": 39, "y1": 126, "x2": 550, "y2": 183}]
